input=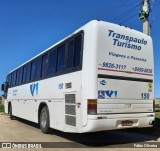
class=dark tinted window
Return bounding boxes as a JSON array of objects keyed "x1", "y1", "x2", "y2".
[
  {"x1": 13, "y1": 71, "x2": 17, "y2": 86},
  {"x1": 48, "y1": 50, "x2": 56, "y2": 75},
  {"x1": 9, "y1": 75, "x2": 11, "y2": 87},
  {"x1": 6, "y1": 75, "x2": 9, "y2": 88},
  {"x1": 16, "y1": 70, "x2": 19, "y2": 85},
  {"x1": 41, "y1": 54, "x2": 48, "y2": 78},
  {"x1": 11, "y1": 73, "x2": 14, "y2": 86},
  {"x1": 22, "y1": 66, "x2": 27, "y2": 83},
  {"x1": 19, "y1": 68, "x2": 23, "y2": 85},
  {"x1": 6, "y1": 75, "x2": 10, "y2": 87},
  {"x1": 57, "y1": 44, "x2": 65, "y2": 72},
  {"x1": 30, "y1": 61, "x2": 36, "y2": 81},
  {"x1": 26, "y1": 63, "x2": 31, "y2": 82},
  {"x1": 8, "y1": 33, "x2": 83, "y2": 87},
  {"x1": 74, "y1": 35, "x2": 82, "y2": 67},
  {"x1": 10, "y1": 74, "x2": 13, "y2": 87},
  {"x1": 7, "y1": 75, "x2": 10, "y2": 87},
  {"x1": 12, "y1": 73, "x2": 14, "y2": 86},
  {"x1": 35, "y1": 57, "x2": 42, "y2": 80},
  {"x1": 6, "y1": 75, "x2": 9, "y2": 83},
  {"x1": 67, "y1": 40, "x2": 74, "y2": 69}
]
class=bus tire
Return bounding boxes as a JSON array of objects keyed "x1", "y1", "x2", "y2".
[
  {"x1": 9, "y1": 105, "x2": 13, "y2": 120},
  {"x1": 40, "y1": 106, "x2": 50, "y2": 134}
]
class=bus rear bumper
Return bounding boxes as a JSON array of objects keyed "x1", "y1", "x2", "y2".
[{"x1": 82, "y1": 113, "x2": 155, "y2": 133}]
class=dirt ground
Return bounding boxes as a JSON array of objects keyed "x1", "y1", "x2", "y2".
[{"x1": 0, "y1": 113, "x2": 160, "y2": 151}]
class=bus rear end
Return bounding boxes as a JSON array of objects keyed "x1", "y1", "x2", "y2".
[{"x1": 83, "y1": 21, "x2": 154, "y2": 132}]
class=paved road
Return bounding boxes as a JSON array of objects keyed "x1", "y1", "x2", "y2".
[{"x1": 0, "y1": 114, "x2": 160, "y2": 151}]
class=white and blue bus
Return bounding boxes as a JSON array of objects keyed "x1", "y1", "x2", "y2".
[{"x1": 1, "y1": 20, "x2": 155, "y2": 133}]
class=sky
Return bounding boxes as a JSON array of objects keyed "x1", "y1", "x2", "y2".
[{"x1": 0, "y1": 0, "x2": 159, "y2": 97}]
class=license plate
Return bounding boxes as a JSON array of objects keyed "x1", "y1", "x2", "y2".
[{"x1": 121, "y1": 120, "x2": 133, "y2": 126}]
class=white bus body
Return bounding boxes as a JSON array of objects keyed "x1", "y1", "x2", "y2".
[{"x1": 2, "y1": 20, "x2": 155, "y2": 133}]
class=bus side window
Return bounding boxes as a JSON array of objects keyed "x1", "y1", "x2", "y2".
[
  {"x1": 35, "y1": 57, "x2": 42, "y2": 80},
  {"x1": 48, "y1": 50, "x2": 56, "y2": 75},
  {"x1": 16, "y1": 70, "x2": 19, "y2": 85},
  {"x1": 74, "y1": 35, "x2": 82, "y2": 67},
  {"x1": 6, "y1": 75, "x2": 9, "y2": 84},
  {"x1": 30, "y1": 61, "x2": 36, "y2": 81},
  {"x1": 22, "y1": 66, "x2": 27, "y2": 83},
  {"x1": 41, "y1": 54, "x2": 48, "y2": 78},
  {"x1": 10, "y1": 74, "x2": 13, "y2": 87},
  {"x1": 67, "y1": 40, "x2": 74, "y2": 69},
  {"x1": 9, "y1": 74, "x2": 12, "y2": 87},
  {"x1": 7, "y1": 75, "x2": 10, "y2": 87},
  {"x1": 11, "y1": 72, "x2": 14, "y2": 86},
  {"x1": 13, "y1": 71, "x2": 17, "y2": 86},
  {"x1": 26, "y1": 63, "x2": 31, "y2": 82},
  {"x1": 6, "y1": 75, "x2": 9, "y2": 87},
  {"x1": 57, "y1": 44, "x2": 65, "y2": 72},
  {"x1": 19, "y1": 68, "x2": 23, "y2": 85},
  {"x1": 9, "y1": 74, "x2": 11, "y2": 87}
]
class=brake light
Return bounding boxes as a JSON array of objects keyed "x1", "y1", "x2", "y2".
[{"x1": 88, "y1": 99, "x2": 97, "y2": 115}]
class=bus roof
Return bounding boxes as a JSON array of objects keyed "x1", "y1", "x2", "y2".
[{"x1": 9, "y1": 20, "x2": 151, "y2": 74}]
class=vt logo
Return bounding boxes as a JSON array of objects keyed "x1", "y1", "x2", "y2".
[
  {"x1": 98, "y1": 90, "x2": 118, "y2": 99},
  {"x1": 30, "y1": 83, "x2": 39, "y2": 96},
  {"x1": 105, "y1": 90, "x2": 117, "y2": 97}
]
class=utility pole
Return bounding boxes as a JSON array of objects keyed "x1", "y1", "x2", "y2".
[
  {"x1": 143, "y1": 0, "x2": 150, "y2": 35},
  {"x1": 139, "y1": 0, "x2": 150, "y2": 35}
]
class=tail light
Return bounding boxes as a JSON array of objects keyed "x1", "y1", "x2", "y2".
[{"x1": 88, "y1": 99, "x2": 97, "y2": 115}]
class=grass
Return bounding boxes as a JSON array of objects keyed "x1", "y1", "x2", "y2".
[
  {"x1": 155, "y1": 104, "x2": 160, "y2": 119},
  {"x1": 154, "y1": 104, "x2": 160, "y2": 129},
  {"x1": 155, "y1": 112, "x2": 160, "y2": 119},
  {"x1": 155, "y1": 104, "x2": 160, "y2": 109},
  {"x1": 0, "y1": 104, "x2": 4, "y2": 112}
]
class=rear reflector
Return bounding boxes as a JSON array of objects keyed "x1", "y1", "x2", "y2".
[{"x1": 88, "y1": 99, "x2": 97, "y2": 115}]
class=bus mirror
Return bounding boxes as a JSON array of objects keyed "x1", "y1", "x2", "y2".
[
  {"x1": 1, "y1": 82, "x2": 8, "y2": 92},
  {"x1": 1, "y1": 84, "x2": 4, "y2": 91}
]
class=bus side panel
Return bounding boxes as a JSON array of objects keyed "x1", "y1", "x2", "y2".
[
  {"x1": 4, "y1": 99, "x2": 9, "y2": 113},
  {"x1": 6, "y1": 71, "x2": 82, "y2": 132},
  {"x1": 49, "y1": 101, "x2": 65, "y2": 131},
  {"x1": 11, "y1": 99, "x2": 38, "y2": 123},
  {"x1": 81, "y1": 21, "x2": 99, "y2": 127}
]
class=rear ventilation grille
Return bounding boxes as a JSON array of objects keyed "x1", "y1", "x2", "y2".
[
  {"x1": 65, "y1": 115, "x2": 76, "y2": 127},
  {"x1": 65, "y1": 105, "x2": 76, "y2": 115},
  {"x1": 65, "y1": 94, "x2": 76, "y2": 127},
  {"x1": 65, "y1": 94, "x2": 75, "y2": 103}
]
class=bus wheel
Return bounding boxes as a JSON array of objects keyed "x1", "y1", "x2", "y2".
[
  {"x1": 9, "y1": 105, "x2": 13, "y2": 120},
  {"x1": 40, "y1": 106, "x2": 50, "y2": 134}
]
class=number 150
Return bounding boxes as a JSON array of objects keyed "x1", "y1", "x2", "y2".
[{"x1": 141, "y1": 93, "x2": 150, "y2": 99}]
